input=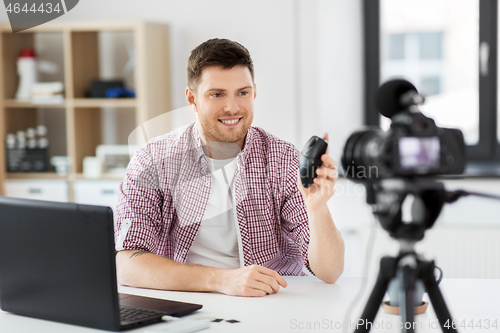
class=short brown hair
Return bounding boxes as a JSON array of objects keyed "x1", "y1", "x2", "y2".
[{"x1": 187, "y1": 38, "x2": 254, "y2": 90}]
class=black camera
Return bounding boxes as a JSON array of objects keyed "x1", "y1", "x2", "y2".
[{"x1": 341, "y1": 79, "x2": 466, "y2": 182}]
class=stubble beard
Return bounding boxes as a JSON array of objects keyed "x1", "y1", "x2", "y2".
[{"x1": 199, "y1": 114, "x2": 251, "y2": 145}]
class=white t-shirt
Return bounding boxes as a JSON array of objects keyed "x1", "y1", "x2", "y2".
[{"x1": 186, "y1": 156, "x2": 242, "y2": 269}]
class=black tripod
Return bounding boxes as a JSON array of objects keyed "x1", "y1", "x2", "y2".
[
  {"x1": 354, "y1": 178, "x2": 458, "y2": 333},
  {"x1": 354, "y1": 249, "x2": 455, "y2": 333}
]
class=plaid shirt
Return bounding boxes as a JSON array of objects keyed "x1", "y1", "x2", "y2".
[{"x1": 114, "y1": 122, "x2": 312, "y2": 275}]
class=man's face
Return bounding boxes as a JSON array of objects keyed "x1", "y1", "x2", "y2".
[{"x1": 186, "y1": 65, "x2": 256, "y2": 149}]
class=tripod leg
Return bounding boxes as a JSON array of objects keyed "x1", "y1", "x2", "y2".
[
  {"x1": 420, "y1": 261, "x2": 458, "y2": 333},
  {"x1": 354, "y1": 256, "x2": 396, "y2": 333},
  {"x1": 401, "y1": 265, "x2": 416, "y2": 333}
]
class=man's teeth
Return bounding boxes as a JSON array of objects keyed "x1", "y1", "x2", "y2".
[{"x1": 221, "y1": 118, "x2": 240, "y2": 124}]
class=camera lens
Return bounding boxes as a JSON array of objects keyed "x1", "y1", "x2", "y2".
[{"x1": 342, "y1": 128, "x2": 387, "y2": 182}]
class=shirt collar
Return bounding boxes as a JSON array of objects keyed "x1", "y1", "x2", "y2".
[
  {"x1": 191, "y1": 123, "x2": 205, "y2": 159},
  {"x1": 190, "y1": 122, "x2": 255, "y2": 166}
]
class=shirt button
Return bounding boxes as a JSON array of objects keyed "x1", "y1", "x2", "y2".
[
  {"x1": 205, "y1": 181, "x2": 210, "y2": 187},
  {"x1": 182, "y1": 249, "x2": 188, "y2": 255},
  {"x1": 196, "y1": 217, "x2": 201, "y2": 222}
]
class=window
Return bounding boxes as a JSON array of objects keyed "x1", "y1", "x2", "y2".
[{"x1": 364, "y1": 0, "x2": 500, "y2": 174}]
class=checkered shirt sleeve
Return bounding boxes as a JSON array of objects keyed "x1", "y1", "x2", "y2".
[
  {"x1": 114, "y1": 144, "x2": 164, "y2": 253},
  {"x1": 279, "y1": 144, "x2": 314, "y2": 275}
]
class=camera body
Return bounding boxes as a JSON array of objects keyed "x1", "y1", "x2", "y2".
[{"x1": 342, "y1": 80, "x2": 466, "y2": 182}]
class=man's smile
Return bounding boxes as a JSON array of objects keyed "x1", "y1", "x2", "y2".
[{"x1": 218, "y1": 117, "x2": 243, "y2": 126}]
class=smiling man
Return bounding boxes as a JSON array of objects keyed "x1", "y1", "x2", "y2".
[{"x1": 114, "y1": 39, "x2": 345, "y2": 296}]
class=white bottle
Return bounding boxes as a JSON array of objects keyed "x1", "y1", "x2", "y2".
[
  {"x1": 15, "y1": 48, "x2": 38, "y2": 101},
  {"x1": 5, "y1": 133, "x2": 16, "y2": 150}
]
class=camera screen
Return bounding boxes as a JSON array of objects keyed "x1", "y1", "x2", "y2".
[{"x1": 399, "y1": 137, "x2": 440, "y2": 169}]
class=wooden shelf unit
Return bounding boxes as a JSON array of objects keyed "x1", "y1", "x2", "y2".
[
  {"x1": 6, "y1": 172, "x2": 67, "y2": 180},
  {"x1": 0, "y1": 21, "x2": 171, "y2": 198},
  {"x1": 3, "y1": 99, "x2": 67, "y2": 108}
]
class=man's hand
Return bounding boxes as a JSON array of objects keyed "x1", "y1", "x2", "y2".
[
  {"x1": 217, "y1": 265, "x2": 288, "y2": 297},
  {"x1": 298, "y1": 133, "x2": 339, "y2": 211}
]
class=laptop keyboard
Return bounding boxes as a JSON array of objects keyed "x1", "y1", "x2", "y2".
[{"x1": 120, "y1": 306, "x2": 165, "y2": 323}]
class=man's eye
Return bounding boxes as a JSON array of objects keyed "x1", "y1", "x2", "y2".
[
  {"x1": 240, "y1": 91, "x2": 248, "y2": 96},
  {"x1": 212, "y1": 93, "x2": 222, "y2": 98}
]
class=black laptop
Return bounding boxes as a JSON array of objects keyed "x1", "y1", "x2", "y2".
[{"x1": 0, "y1": 196, "x2": 202, "y2": 331}]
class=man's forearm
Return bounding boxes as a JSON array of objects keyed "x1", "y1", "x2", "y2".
[
  {"x1": 307, "y1": 205, "x2": 345, "y2": 283},
  {"x1": 116, "y1": 250, "x2": 222, "y2": 292}
]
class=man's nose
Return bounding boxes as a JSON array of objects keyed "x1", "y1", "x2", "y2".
[{"x1": 223, "y1": 96, "x2": 240, "y2": 113}]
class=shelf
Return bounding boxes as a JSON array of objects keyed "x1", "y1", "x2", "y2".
[
  {"x1": 73, "y1": 173, "x2": 125, "y2": 180},
  {"x1": 4, "y1": 99, "x2": 66, "y2": 108},
  {"x1": 5, "y1": 172, "x2": 126, "y2": 181},
  {"x1": 73, "y1": 98, "x2": 137, "y2": 108},
  {"x1": 6, "y1": 172, "x2": 67, "y2": 180},
  {"x1": 0, "y1": 21, "x2": 147, "y2": 33},
  {"x1": 3, "y1": 98, "x2": 137, "y2": 108}
]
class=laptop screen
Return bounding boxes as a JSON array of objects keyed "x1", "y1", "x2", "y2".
[{"x1": 0, "y1": 197, "x2": 121, "y2": 331}]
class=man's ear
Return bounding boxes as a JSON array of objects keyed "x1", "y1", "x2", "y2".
[
  {"x1": 186, "y1": 87, "x2": 198, "y2": 112},
  {"x1": 253, "y1": 83, "x2": 257, "y2": 99}
]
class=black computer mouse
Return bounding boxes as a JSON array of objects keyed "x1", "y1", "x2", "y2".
[{"x1": 299, "y1": 136, "x2": 328, "y2": 188}]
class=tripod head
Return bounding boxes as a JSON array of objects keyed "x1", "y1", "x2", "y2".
[
  {"x1": 364, "y1": 178, "x2": 447, "y2": 242},
  {"x1": 363, "y1": 177, "x2": 500, "y2": 242}
]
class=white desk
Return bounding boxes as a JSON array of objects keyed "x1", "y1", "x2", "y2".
[{"x1": 1, "y1": 276, "x2": 499, "y2": 332}]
